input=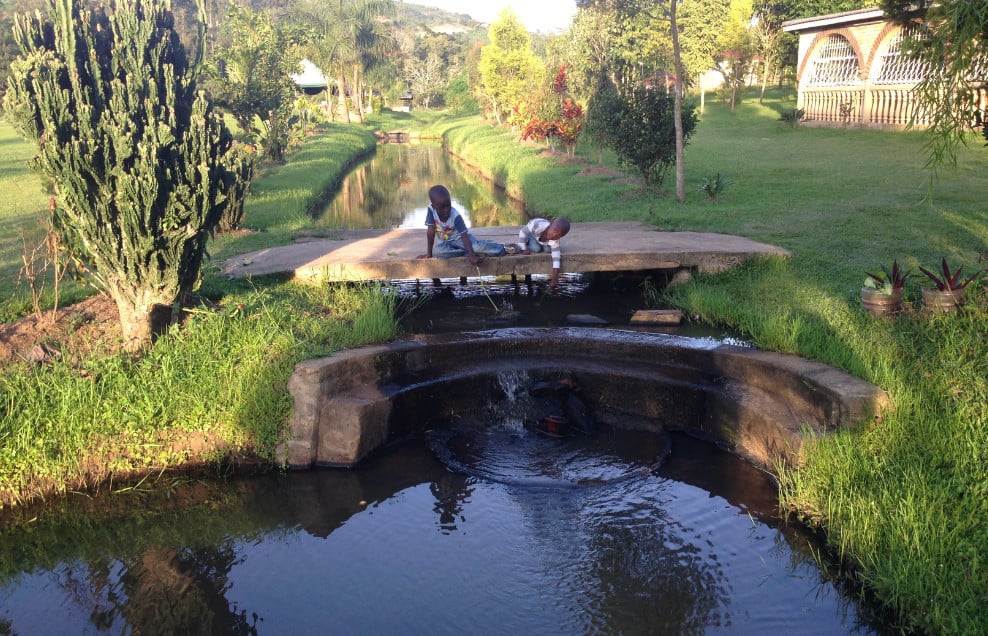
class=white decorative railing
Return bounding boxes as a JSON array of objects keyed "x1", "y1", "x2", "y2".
[
  {"x1": 802, "y1": 88, "x2": 864, "y2": 123},
  {"x1": 869, "y1": 87, "x2": 925, "y2": 126}
]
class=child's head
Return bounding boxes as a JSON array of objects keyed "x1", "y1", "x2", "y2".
[
  {"x1": 546, "y1": 217, "x2": 570, "y2": 240},
  {"x1": 428, "y1": 185, "x2": 451, "y2": 215}
]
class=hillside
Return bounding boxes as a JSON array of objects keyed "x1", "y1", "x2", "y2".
[{"x1": 398, "y1": 2, "x2": 485, "y2": 35}]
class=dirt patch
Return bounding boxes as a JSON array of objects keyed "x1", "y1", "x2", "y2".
[
  {"x1": 578, "y1": 165, "x2": 622, "y2": 177},
  {"x1": 536, "y1": 150, "x2": 588, "y2": 166},
  {"x1": 0, "y1": 294, "x2": 123, "y2": 369}
]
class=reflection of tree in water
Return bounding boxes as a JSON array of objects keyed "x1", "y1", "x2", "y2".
[
  {"x1": 57, "y1": 543, "x2": 260, "y2": 635},
  {"x1": 315, "y1": 144, "x2": 525, "y2": 229}
]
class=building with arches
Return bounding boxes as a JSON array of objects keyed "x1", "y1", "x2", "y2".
[{"x1": 783, "y1": 6, "x2": 986, "y2": 129}]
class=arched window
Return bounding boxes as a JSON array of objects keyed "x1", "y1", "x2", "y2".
[
  {"x1": 873, "y1": 28, "x2": 927, "y2": 85},
  {"x1": 807, "y1": 35, "x2": 860, "y2": 86}
]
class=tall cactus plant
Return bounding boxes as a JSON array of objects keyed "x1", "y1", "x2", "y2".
[{"x1": 3, "y1": 0, "x2": 251, "y2": 350}]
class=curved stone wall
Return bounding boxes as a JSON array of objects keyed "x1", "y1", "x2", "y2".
[{"x1": 278, "y1": 328, "x2": 889, "y2": 475}]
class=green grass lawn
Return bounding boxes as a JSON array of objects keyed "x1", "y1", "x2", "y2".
[{"x1": 2, "y1": 91, "x2": 987, "y2": 633}]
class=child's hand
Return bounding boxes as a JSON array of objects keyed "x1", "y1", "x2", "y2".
[
  {"x1": 467, "y1": 253, "x2": 480, "y2": 266},
  {"x1": 417, "y1": 254, "x2": 432, "y2": 259},
  {"x1": 521, "y1": 249, "x2": 531, "y2": 255}
]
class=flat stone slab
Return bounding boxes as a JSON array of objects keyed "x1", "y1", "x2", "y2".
[
  {"x1": 221, "y1": 222, "x2": 791, "y2": 281},
  {"x1": 631, "y1": 309, "x2": 684, "y2": 325},
  {"x1": 566, "y1": 314, "x2": 610, "y2": 325}
]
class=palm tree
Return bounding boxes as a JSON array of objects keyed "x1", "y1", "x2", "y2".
[{"x1": 295, "y1": 0, "x2": 395, "y2": 122}]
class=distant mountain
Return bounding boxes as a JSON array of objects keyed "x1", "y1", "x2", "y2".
[{"x1": 397, "y1": 2, "x2": 485, "y2": 35}]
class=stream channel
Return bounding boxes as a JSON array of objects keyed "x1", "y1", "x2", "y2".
[{"x1": 0, "y1": 143, "x2": 888, "y2": 634}]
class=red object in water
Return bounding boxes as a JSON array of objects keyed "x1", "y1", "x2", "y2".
[{"x1": 543, "y1": 415, "x2": 570, "y2": 435}]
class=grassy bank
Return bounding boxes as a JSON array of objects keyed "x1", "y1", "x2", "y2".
[
  {"x1": 433, "y1": 94, "x2": 988, "y2": 633},
  {"x1": 0, "y1": 120, "x2": 395, "y2": 509}
]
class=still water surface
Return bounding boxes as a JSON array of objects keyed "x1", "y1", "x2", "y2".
[
  {"x1": 0, "y1": 429, "x2": 879, "y2": 635},
  {"x1": 313, "y1": 142, "x2": 526, "y2": 230}
]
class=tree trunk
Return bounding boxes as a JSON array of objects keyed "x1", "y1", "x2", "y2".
[
  {"x1": 337, "y1": 67, "x2": 350, "y2": 122},
  {"x1": 670, "y1": 0, "x2": 686, "y2": 203},
  {"x1": 325, "y1": 88, "x2": 335, "y2": 122},
  {"x1": 760, "y1": 60, "x2": 770, "y2": 104},
  {"x1": 110, "y1": 289, "x2": 175, "y2": 353},
  {"x1": 351, "y1": 65, "x2": 365, "y2": 123}
]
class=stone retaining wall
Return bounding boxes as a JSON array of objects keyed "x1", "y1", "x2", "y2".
[{"x1": 278, "y1": 328, "x2": 889, "y2": 475}]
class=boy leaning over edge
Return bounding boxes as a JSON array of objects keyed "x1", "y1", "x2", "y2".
[{"x1": 516, "y1": 217, "x2": 571, "y2": 288}]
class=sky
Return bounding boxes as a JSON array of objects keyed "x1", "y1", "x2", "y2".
[{"x1": 404, "y1": 0, "x2": 579, "y2": 34}]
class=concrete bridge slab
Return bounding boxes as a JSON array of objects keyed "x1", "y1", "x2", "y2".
[{"x1": 221, "y1": 222, "x2": 792, "y2": 282}]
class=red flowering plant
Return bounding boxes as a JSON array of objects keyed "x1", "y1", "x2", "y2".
[
  {"x1": 553, "y1": 64, "x2": 568, "y2": 95},
  {"x1": 554, "y1": 98, "x2": 584, "y2": 155},
  {"x1": 513, "y1": 65, "x2": 585, "y2": 153},
  {"x1": 521, "y1": 116, "x2": 554, "y2": 143}
]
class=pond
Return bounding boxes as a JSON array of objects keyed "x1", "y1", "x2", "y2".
[
  {"x1": 0, "y1": 428, "x2": 883, "y2": 634},
  {"x1": 0, "y1": 142, "x2": 889, "y2": 634}
]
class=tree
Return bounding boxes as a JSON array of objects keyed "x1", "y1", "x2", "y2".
[
  {"x1": 205, "y1": 4, "x2": 300, "y2": 161},
  {"x1": 776, "y1": 0, "x2": 870, "y2": 20},
  {"x1": 478, "y1": 8, "x2": 540, "y2": 125},
  {"x1": 610, "y1": 84, "x2": 699, "y2": 188},
  {"x1": 577, "y1": 0, "x2": 691, "y2": 200},
  {"x1": 401, "y1": 31, "x2": 463, "y2": 109},
  {"x1": 882, "y1": 0, "x2": 988, "y2": 169},
  {"x1": 749, "y1": 5, "x2": 785, "y2": 103},
  {"x1": 713, "y1": 0, "x2": 755, "y2": 112},
  {"x1": 567, "y1": 2, "x2": 673, "y2": 95},
  {"x1": 584, "y1": 81, "x2": 624, "y2": 162},
  {"x1": 3, "y1": 0, "x2": 251, "y2": 350},
  {"x1": 406, "y1": 52, "x2": 445, "y2": 108},
  {"x1": 566, "y1": 6, "x2": 616, "y2": 93},
  {"x1": 294, "y1": 0, "x2": 396, "y2": 123}
]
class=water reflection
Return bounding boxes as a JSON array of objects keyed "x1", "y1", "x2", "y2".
[
  {"x1": 0, "y1": 433, "x2": 881, "y2": 634},
  {"x1": 314, "y1": 143, "x2": 527, "y2": 230}
]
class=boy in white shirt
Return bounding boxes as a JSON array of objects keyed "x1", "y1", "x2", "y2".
[{"x1": 515, "y1": 217, "x2": 571, "y2": 288}]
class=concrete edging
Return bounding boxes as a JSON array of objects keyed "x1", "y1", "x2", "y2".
[{"x1": 277, "y1": 328, "x2": 889, "y2": 475}]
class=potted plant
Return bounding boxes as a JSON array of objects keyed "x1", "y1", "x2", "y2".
[
  {"x1": 861, "y1": 260, "x2": 910, "y2": 317},
  {"x1": 918, "y1": 257, "x2": 982, "y2": 312}
]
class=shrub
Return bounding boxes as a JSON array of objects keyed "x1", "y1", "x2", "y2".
[
  {"x1": 697, "y1": 173, "x2": 735, "y2": 199},
  {"x1": 779, "y1": 108, "x2": 806, "y2": 128},
  {"x1": 609, "y1": 86, "x2": 698, "y2": 187},
  {"x1": 3, "y1": 0, "x2": 250, "y2": 350}
]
